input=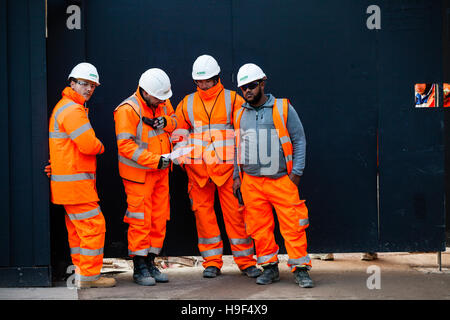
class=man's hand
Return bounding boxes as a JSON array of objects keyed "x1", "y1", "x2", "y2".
[
  {"x1": 44, "y1": 160, "x2": 51, "y2": 178},
  {"x1": 288, "y1": 173, "x2": 300, "y2": 186},
  {"x1": 157, "y1": 156, "x2": 170, "y2": 169},
  {"x1": 143, "y1": 116, "x2": 167, "y2": 129},
  {"x1": 154, "y1": 116, "x2": 167, "y2": 129},
  {"x1": 233, "y1": 178, "x2": 241, "y2": 198}
]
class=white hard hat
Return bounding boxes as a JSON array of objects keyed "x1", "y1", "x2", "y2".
[
  {"x1": 237, "y1": 63, "x2": 266, "y2": 87},
  {"x1": 192, "y1": 55, "x2": 221, "y2": 80},
  {"x1": 68, "y1": 62, "x2": 100, "y2": 85},
  {"x1": 139, "y1": 68, "x2": 172, "y2": 100}
]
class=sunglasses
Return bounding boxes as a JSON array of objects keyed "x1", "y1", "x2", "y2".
[
  {"x1": 75, "y1": 80, "x2": 97, "y2": 89},
  {"x1": 240, "y1": 80, "x2": 261, "y2": 91}
]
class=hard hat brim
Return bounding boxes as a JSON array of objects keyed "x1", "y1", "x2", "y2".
[
  {"x1": 192, "y1": 72, "x2": 220, "y2": 80},
  {"x1": 153, "y1": 89, "x2": 173, "y2": 101},
  {"x1": 238, "y1": 75, "x2": 266, "y2": 88}
]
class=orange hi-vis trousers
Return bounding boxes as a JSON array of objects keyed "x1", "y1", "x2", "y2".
[
  {"x1": 64, "y1": 202, "x2": 106, "y2": 282},
  {"x1": 241, "y1": 173, "x2": 312, "y2": 271},
  {"x1": 188, "y1": 175, "x2": 256, "y2": 270},
  {"x1": 123, "y1": 169, "x2": 170, "y2": 257}
]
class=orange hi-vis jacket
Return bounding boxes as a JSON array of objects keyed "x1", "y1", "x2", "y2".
[
  {"x1": 49, "y1": 87, "x2": 105, "y2": 205},
  {"x1": 175, "y1": 80, "x2": 244, "y2": 187},
  {"x1": 114, "y1": 88, "x2": 177, "y2": 184},
  {"x1": 234, "y1": 98, "x2": 293, "y2": 179}
]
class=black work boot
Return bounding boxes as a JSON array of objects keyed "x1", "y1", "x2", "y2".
[
  {"x1": 256, "y1": 263, "x2": 280, "y2": 285},
  {"x1": 241, "y1": 265, "x2": 263, "y2": 278},
  {"x1": 133, "y1": 256, "x2": 155, "y2": 286},
  {"x1": 203, "y1": 266, "x2": 221, "y2": 278},
  {"x1": 293, "y1": 267, "x2": 314, "y2": 288},
  {"x1": 146, "y1": 253, "x2": 169, "y2": 283}
]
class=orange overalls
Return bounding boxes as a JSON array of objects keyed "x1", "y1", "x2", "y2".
[
  {"x1": 234, "y1": 98, "x2": 311, "y2": 271},
  {"x1": 174, "y1": 80, "x2": 257, "y2": 270},
  {"x1": 114, "y1": 88, "x2": 177, "y2": 257},
  {"x1": 49, "y1": 87, "x2": 106, "y2": 282}
]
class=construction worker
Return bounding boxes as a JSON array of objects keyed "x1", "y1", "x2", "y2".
[
  {"x1": 233, "y1": 63, "x2": 314, "y2": 288},
  {"x1": 48, "y1": 62, "x2": 116, "y2": 288},
  {"x1": 173, "y1": 55, "x2": 261, "y2": 278},
  {"x1": 114, "y1": 68, "x2": 177, "y2": 286}
]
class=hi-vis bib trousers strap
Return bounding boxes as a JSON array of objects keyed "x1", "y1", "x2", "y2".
[
  {"x1": 64, "y1": 202, "x2": 106, "y2": 282},
  {"x1": 187, "y1": 174, "x2": 256, "y2": 270}
]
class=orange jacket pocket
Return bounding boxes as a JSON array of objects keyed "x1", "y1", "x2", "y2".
[{"x1": 293, "y1": 200, "x2": 309, "y2": 231}]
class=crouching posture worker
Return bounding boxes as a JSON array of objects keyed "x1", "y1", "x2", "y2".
[
  {"x1": 49, "y1": 62, "x2": 116, "y2": 288},
  {"x1": 233, "y1": 63, "x2": 314, "y2": 288},
  {"x1": 174, "y1": 55, "x2": 261, "y2": 278},
  {"x1": 114, "y1": 68, "x2": 177, "y2": 286}
]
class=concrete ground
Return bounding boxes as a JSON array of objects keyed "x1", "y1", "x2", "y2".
[{"x1": 0, "y1": 249, "x2": 449, "y2": 301}]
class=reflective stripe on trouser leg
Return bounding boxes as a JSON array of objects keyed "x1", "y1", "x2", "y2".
[
  {"x1": 240, "y1": 174, "x2": 280, "y2": 266},
  {"x1": 217, "y1": 176, "x2": 257, "y2": 270},
  {"x1": 188, "y1": 178, "x2": 224, "y2": 269},
  {"x1": 64, "y1": 202, "x2": 106, "y2": 281}
]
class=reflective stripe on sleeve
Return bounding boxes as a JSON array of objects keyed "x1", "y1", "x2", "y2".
[
  {"x1": 49, "y1": 132, "x2": 69, "y2": 139},
  {"x1": 116, "y1": 132, "x2": 136, "y2": 140},
  {"x1": 131, "y1": 147, "x2": 145, "y2": 162},
  {"x1": 118, "y1": 155, "x2": 149, "y2": 170},
  {"x1": 53, "y1": 101, "x2": 77, "y2": 132},
  {"x1": 69, "y1": 122, "x2": 93, "y2": 140}
]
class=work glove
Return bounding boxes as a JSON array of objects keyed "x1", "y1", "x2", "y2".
[
  {"x1": 142, "y1": 116, "x2": 167, "y2": 129},
  {"x1": 153, "y1": 116, "x2": 167, "y2": 129},
  {"x1": 157, "y1": 156, "x2": 170, "y2": 169}
]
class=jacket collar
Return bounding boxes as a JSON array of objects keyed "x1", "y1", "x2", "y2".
[
  {"x1": 62, "y1": 87, "x2": 86, "y2": 105},
  {"x1": 135, "y1": 87, "x2": 149, "y2": 109},
  {"x1": 197, "y1": 79, "x2": 224, "y2": 101},
  {"x1": 242, "y1": 93, "x2": 275, "y2": 110}
]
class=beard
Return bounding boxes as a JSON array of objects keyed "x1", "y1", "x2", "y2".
[
  {"x1": 243, "y1": 88, "x2": 262, "y2": 105},
  {"x1": 142, "y1": 95, "x2": 159, "y2": 108}
]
